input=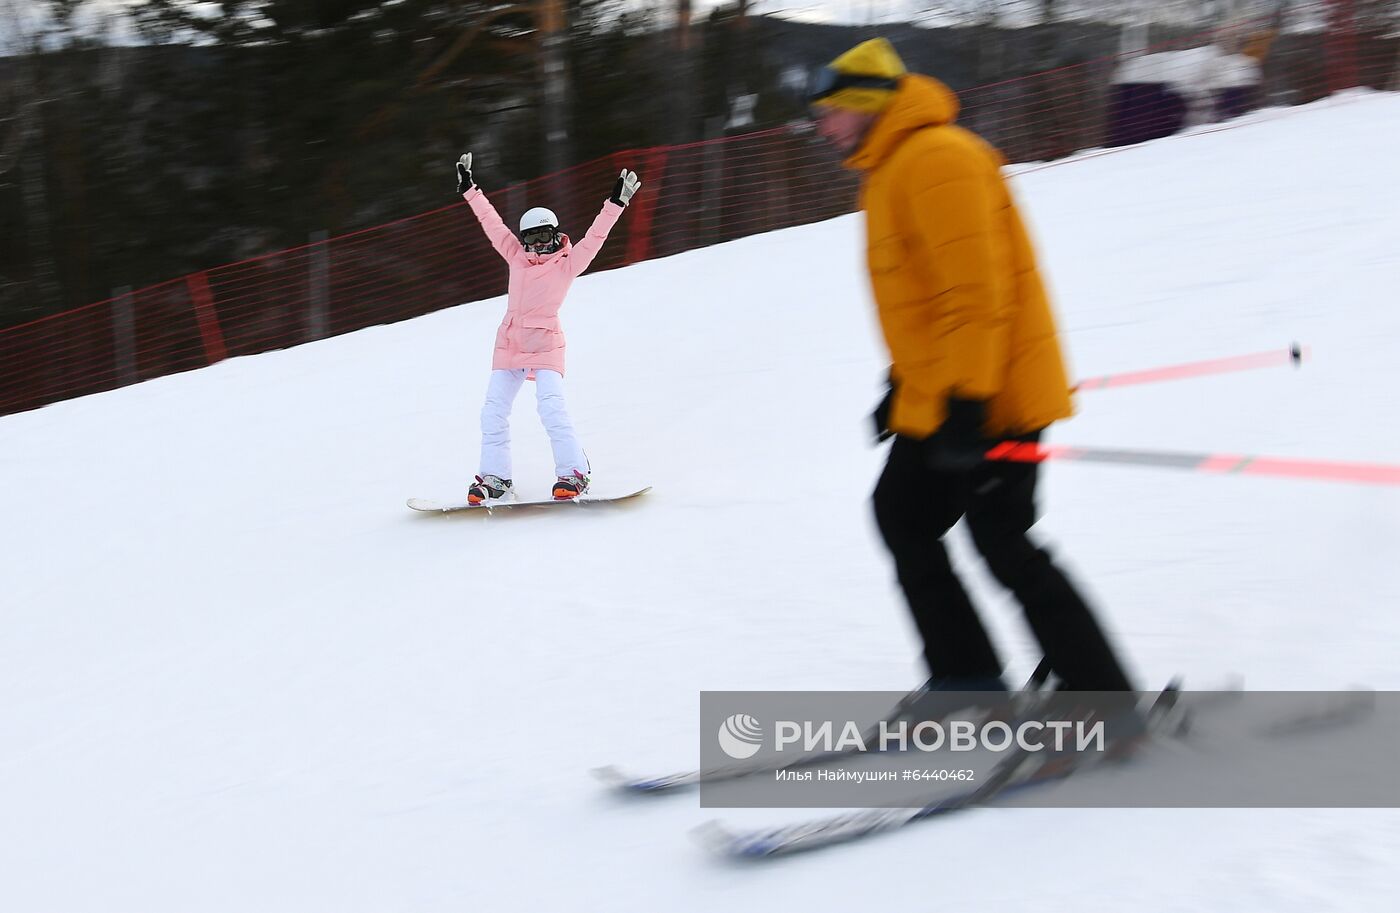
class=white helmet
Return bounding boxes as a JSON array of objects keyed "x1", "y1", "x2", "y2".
[
  {"x1": 519, "y1": 207, "x2": 559, "y2": 233},
  {"x1": 519, "y1": 206, "x2": 561, "y2": 254}
]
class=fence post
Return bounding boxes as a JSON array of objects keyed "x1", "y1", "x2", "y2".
[
  {"x1": 111, "y1": 285, "x2": 136, "y2": 386},
  {"x1": 185, "y1": 272, "x2": 227, "y2": 365},
  {"x1": 1326, "y1": 0, "x2": 1359, "y2": 93},
  {"x1": 624, "y1": 148, "x2": 664, "y2": 265},
  {"x1": 700, "y1": 119, "x2": 725, "y2": 245},
  {"x1": 308, "y1": 229, "x2": 329, "y2": 342}
]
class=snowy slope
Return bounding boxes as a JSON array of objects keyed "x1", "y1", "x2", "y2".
[{"x1": 3, "y1": 92, "x2": 1399, "y2": 911}]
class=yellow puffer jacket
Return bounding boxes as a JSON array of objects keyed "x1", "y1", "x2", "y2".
[{"x1": 847, "y1": 74, "x2": 1074, "y2": 438}]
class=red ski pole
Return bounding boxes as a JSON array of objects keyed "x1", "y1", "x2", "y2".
[
  {"x1": 984, "y1": 441, "x2": 1400, "y2": 488},
  {"x1": 1073, "y1": 344, "x2": 1306, "y2": 393}
]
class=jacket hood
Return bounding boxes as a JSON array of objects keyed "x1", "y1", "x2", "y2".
[{"x1": 845, "y1": 74, "x2": 961, "y2": 172}]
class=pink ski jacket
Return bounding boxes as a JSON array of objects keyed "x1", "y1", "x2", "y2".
[{"x1": 464, "y1": 186, "x2": 624, "y2": 377}]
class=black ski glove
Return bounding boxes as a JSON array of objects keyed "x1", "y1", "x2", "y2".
[
  {"x1": 872, "y1": 376, "x2": 895, "y2": 443},
  {"x1": 923, "y1": 397, "x2": 989, "y2": 472},
  {"x1": 456, "y1": 153, "x2": 475, "y2": 195}
]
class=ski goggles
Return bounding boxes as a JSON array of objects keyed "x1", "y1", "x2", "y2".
[
  {"x1": 521, "y1": 226, "x2": 557, "y2": 246},
  {"x1": 805, "y1": 66, "x2": 900, "y2": 108}
]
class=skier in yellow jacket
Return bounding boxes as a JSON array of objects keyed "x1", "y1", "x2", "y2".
[{"x1": 809, "y1": 38, "x2": 1135, "y2": 693}]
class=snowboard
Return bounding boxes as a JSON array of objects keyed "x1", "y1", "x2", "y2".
[{"x1": 407, "y1": 486, "x2": 651, "y2": 514}]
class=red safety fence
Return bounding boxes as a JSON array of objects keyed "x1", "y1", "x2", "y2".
[{"x1": 1, "y1": 7, "x2": 1395, "y2": 418}]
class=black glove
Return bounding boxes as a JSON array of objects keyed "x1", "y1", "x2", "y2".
[
  {"x1": 923, "y1": 397, "x2": 989, "y2": 472},
  {"x1": 872, "y1": 378, "x2": 895, "y2": 443},
  {"x1": 456, "y1": 153, "x2": 475, "y2": 195}
]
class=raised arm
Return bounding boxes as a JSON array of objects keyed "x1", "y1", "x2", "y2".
[
  {"x1": 457, "y1": 153, "x2": 524, "y2": 263},
  {"x1": 569, "y1": 169, "x2": 641, "y2": 277}
]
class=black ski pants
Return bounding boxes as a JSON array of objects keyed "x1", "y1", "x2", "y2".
[{"x1": 873, "y1": 432, "x2": 1134, "y2": 691}]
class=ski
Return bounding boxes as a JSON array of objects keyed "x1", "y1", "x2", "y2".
[
  {"x1": 696, "y1": 683, "x2": 1183, "y2": 858},
  {"x1": 595, "y1": 660, "x2": 1053, "y2": 794},
  {"x1": 694, "y1": 746, "x2": 1043, "y2": 858},
  {"x1": 1252, "y1": 688, "x2": 1375, "y2": 738}
]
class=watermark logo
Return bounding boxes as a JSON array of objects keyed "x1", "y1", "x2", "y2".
[
  {"x1": 717, "y1": 713, "x2": 764, "y2": 759},
  {"x1": 701, "y1": 690, "x2": 1396, "y2": 809}
]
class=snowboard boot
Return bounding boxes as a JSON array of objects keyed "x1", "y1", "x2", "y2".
[
  {"x1": 468, "y1": 474, "x2": 513, "y2": 505},
  {"x1": 552, "y1": 470, "x2": 590, "y2": 500}
]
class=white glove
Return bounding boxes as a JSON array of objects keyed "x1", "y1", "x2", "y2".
[
  {"x1": 610, "y1": 169, "x2": 641, "y2": 206},
  {"x1": 456, "y1": 153, "x2": 474, "y2": 195}
]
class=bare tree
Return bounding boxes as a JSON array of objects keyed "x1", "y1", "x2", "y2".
[{"x1": 0, "y1": 0, "x2": 64, "y2": 317}]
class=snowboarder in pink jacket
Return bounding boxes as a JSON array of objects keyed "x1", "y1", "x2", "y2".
[{"x1": 456, "y1": 152, "x2": 641, "y2": 504}]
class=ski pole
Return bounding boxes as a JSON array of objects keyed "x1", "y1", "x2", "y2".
[
  {"x1": 1073, "y1": 344, "x2": 1306, "y2": 393},
  {"x1": 984, "y1": 441, "x2": 1400, "y2": 487}
]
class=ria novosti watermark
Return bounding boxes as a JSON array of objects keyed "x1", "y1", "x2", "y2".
[
  {"x1": 718, "y1": 711, "x2": 1108, "y2": 759},
  {"x1": 699, "y1": 690, "x2": 1400, "y2": 809}
]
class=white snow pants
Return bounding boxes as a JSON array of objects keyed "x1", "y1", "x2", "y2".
[{"x1": 478, "y1": 369, "x2": 587, "y2": 481}]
